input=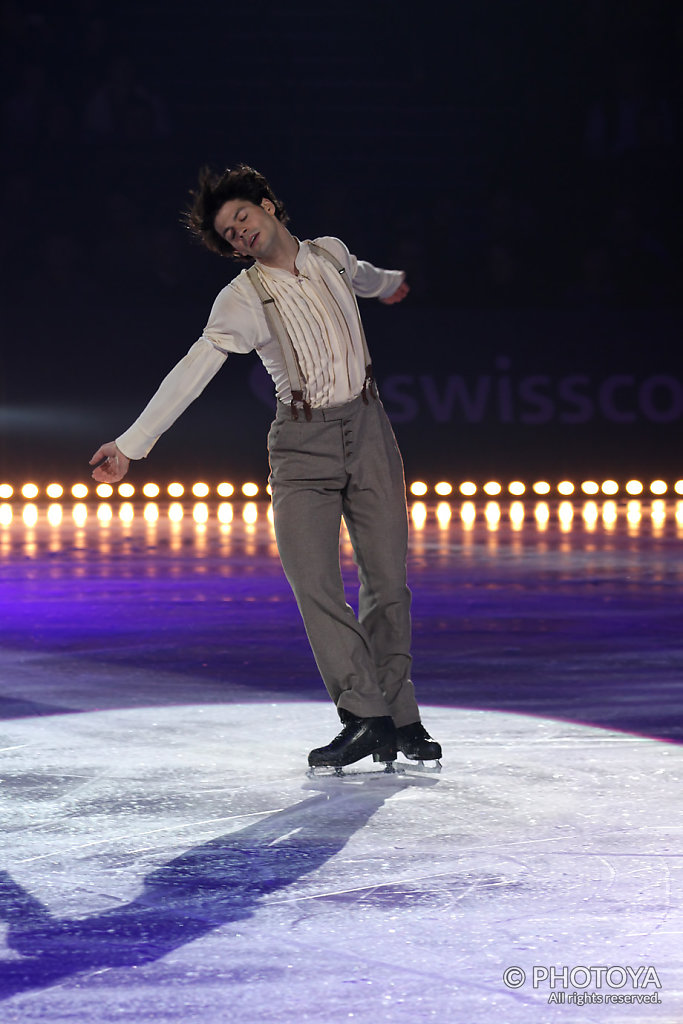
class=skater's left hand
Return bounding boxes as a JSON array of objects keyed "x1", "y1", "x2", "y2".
[{"x1": 380, "y1": 280, "x2": 410, "y2": 305}]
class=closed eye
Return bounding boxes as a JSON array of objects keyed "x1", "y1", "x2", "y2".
[
  {"x1": 220, "y1": 207, "x2": 248, "y2": 242},
  {"x1": 226, "y1": 214, "x2": 247, "y2": 241}
]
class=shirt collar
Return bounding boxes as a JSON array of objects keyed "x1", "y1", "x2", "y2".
[{"x1": 255, "y1": 239, "x2": 310, "y2": 281}]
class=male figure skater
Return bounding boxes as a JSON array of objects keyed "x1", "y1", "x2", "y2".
[{"x1": 90, "y1": 164, "x2": 441, "y2": 771}]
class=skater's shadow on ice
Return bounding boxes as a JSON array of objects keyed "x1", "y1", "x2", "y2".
[{"x1": 0, "y1": 775, "x2": 433, "y2": 998}]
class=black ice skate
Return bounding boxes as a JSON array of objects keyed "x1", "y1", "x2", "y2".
[
  {"x1": 307, "y1": 710, "x2": 397, "y2": 775},
  {"x1": 390, "y1": 721, "x2": 442, "y2": 771}
]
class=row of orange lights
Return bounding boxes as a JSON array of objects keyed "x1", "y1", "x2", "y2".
[
  {"x1": 3, "y1": 498, "x2": 681, "y2": 532},
  {"x1": 1, "y1": 478, "x2": 682, "y2": 501},
  {"x1": 416, "y1": 498, "x2": 682, "y2": 530},
  {"x1": 0, "y1": 501, "x2": 259, "y2": 528},
  {"x1": 409, "y1": 479, "x2": 683, "y2": 497},
  {"x1": 0, "y1": 481, "x2": 259, "y2": 501}
]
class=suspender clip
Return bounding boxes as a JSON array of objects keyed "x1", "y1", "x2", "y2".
[
  {"x1": 291, "y1": 391, "x2": 313, "y2": 421},
  {"x1": 361, "y1": 363, "x2": 377, "y2": 404}
]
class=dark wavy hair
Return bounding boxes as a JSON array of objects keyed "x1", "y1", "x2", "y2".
[{"x1": 183, "y1": 164, "x2": 289, "y2": 261}]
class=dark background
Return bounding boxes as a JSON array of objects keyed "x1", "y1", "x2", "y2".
[{"x1": 1, "y1": 0, "x2": 681, "y2": 484}]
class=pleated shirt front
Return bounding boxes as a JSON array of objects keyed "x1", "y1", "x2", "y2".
[{"x1": 253, "y1": 246, "x2": 365, "y2": 408}]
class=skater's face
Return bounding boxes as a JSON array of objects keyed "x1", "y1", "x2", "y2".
[{"x1": 214, "y1": 197, "x2": 280, "y2": 261}]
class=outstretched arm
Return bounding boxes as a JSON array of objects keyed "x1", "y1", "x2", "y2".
[
  {"x1": 86, "y1": 280, "x2": 260, "y2": 483},
  {"x1": 87, "y1": 336, "x2": 230, "y2": 483},
  {"x1": 311, "y1": 236, "x2": 407, "y2": 301}
]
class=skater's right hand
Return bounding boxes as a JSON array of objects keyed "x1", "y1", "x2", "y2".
[{"x1": 90, "y1": 442, "x2": 130, "y2": 483}]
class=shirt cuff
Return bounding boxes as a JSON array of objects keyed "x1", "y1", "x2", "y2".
[
  {"x1": 377, "y1": 269, "x2": 405, "y2": 299},
  {"x1": 115, "y1": 424, "x2": 159, "y2": 461}
]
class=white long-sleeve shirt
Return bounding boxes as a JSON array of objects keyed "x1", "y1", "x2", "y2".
[{"x1": 116, "y1": 236, "x2": 403, "y2": 460}]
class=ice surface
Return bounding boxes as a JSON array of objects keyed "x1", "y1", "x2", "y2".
[
  {"x1": 1, "y1": 500, "x2": 683, "y2": 1021},
  {"x1": 1, "y1": 702, "x2": 682, "y2": 1023}
]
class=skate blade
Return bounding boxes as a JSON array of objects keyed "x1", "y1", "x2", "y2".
[
  {"x1": 306, "y1": 761, "x2": 403, "y2": 779},
  {"x1": 400, "y1": 758, "x2": 442, "y2": 773}
]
